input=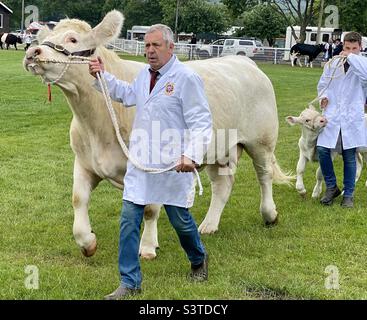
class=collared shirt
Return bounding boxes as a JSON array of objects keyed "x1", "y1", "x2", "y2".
[{"x1": 151, "y1": 54, "x2": 176, "y2": 82}]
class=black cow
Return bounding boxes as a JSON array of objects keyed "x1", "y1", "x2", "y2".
[
  {"x1": 0, "y1": 33, "x2": 23, "y2": 50},
  {"x1": 290, "y1": 43, "x2": 326, "y2": 68}
]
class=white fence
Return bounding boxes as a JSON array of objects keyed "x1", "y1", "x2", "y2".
[
  {"x1": 108, "y1": 39, "x2": 194, "y2": 59},
  {"x1": 109, "y1": 39, "x2": 367, "y2": 66}
]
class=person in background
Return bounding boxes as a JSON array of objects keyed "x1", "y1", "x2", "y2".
[
  {"x1": 324, "y1": 39, "x2": 333, "y2": 61},
  {"x1": 189, "y1": 34, "x2": 197, "y2": 59},
  {"x1": 24, "y1": 31, "x2": 32, "y2": 51},
  {"x1": 333, "y1": 38, "x2": 343, "y2": 56},
  {"x1": 317, "y1": 32, "x2": 367, "y2": 208}
]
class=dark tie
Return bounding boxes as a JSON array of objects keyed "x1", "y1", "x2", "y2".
[
  {"x1": 149, "y1": 69, "x2": 160, "y2": 93},
  {"x1": 344, "y1": 61, "x2": 350, "y2": 73}
]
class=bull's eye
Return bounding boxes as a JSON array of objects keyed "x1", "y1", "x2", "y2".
[
  {"x1": 305, "y1": 119, "x2": 310, "y2": 123},
  {"x1": 70, "y1": 38, "x2": 77, "y2": 44}
]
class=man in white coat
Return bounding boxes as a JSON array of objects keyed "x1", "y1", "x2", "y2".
[
  {"x1": 317, "y1": 32, "x2": 367, "y2": 208},
  {"x1": 89, "y1": 24, "x2": 213, "y2": 299}
]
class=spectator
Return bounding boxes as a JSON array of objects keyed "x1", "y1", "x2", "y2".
[
  {"x1": 324, "y1": 40, "x2": 333, "y2": 61},
  {"x1": 333, "y1": 38, "x2": 343, "y2": 56},
  {"x1": 24, "y1": 31, "x2": 32, "y2": 51},
  {"x1": 190, "y1": 34, "x2": 197, "y2": 45},
  {"x1": 189, "y1": 34, "x2": 197, "y2": 59}
]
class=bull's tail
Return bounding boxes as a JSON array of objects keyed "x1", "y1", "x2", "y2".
[{"x1": 271, "y1": 154, "x2": 295, "y2": 186}]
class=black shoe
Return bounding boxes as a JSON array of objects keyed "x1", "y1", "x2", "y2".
[
  {"x1": 104, "y1": 285, "x2": 141, "y2": 300},
  {"x1": 341, "y1": 196, "x2": 354, "y2": 208},
  {"x1": 190, "y1": 253, "x2": 208, "y2": 282},
  {"x1": 320, "y1": 186, "x2": 341, "y2": 206}
]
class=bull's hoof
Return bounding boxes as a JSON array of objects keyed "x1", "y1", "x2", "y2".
[
  {"x1": 81, "y1": 237, "x2": 97, "y2": 258},
  {"x1": 140, "y1": 253, "x2": 157, "y2": 260},
  {"x1": 139, "y1": 245, "x2": 158, "y2": 260},
  {"x1": 300, "y1": 192, "x2": 307, "y2": 199},
  {"x1": 199, "y1": 228, "x2": 218, "y2": 235},
  {"x1": 265, "y1": 216, "x2": 279, "y2": 228},
  {"x1": 198, "y1": 220, "x2": 219, "y2": 234}
]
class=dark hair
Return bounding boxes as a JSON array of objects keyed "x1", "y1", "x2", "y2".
[{"x1": 344, "y1": 32, "x2": 362, "y2": 45}]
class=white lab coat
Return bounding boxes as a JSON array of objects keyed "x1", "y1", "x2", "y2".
[
  {"x1": 317, "y1": 53, "x2": 367, "y2": 150},
  {"x1": 95, "y1": 56, "x2": 212, "y2": 208}
]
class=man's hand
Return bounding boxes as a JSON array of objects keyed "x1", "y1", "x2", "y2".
[
  {"x1": 89, "y1": 57, "x2": 105, "y2": 79},
  {"x1": 175, "y1": 156, "x2": 197, "y2": 173},
  {"x1": 340, "y1": 51, "x2": 349, "y2": 57},
  {"x1": 320, "y1": 97, "x2": 329, "y2": 109}
]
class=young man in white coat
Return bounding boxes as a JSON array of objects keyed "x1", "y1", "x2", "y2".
[
  {"x1": 89, "y1": 24, "x2": 213, "y2": 299},
  {"x1": 317, "y1": 32, "x2": 367, "y2": 208}
]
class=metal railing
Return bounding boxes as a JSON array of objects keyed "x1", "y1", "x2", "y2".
[{"x1": 109, "y1": 39, "x2": 367, "y2": 66}]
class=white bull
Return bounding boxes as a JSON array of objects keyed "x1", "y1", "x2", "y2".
[
  {"x1": 23, "y1": 11, "x2": 292, "y2": 258},
  {"x1": 286, "y1": 106, "x2": 366, "y2": 198}
]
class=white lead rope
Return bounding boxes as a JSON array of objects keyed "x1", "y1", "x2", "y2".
[
  {"x1": 308, "y1": 55, "x2": 347, "y2": 108},
  {"x1": 36, "y1": 56, "x2": 204, "y2": 196}
]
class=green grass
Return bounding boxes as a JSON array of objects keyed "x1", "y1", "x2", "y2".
[{"x1": 1, "y1": 49, "x2": 367, "y2": 300}]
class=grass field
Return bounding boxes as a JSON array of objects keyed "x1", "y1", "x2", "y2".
[{"x1": 1, "y1": 49, "x2": 367, "y2": 300}]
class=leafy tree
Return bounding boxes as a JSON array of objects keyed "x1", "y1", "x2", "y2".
[
  {"x1": 222, "y1": 0, "x2": 259, "y2": 18},
  {"x1": 102, "y1": 0, "x2": 127, "y2": 13},
  {"x1": 113, "y1": 0, "x2": 163, "y2": 36},
  {"x1": 6, "y1": 0, "x2": 107, "y2": 28},
  {"x1": 237, "y1": 4, "x2": 287, "y2": 46},
  {"x1": 160, "y1": 0, "x2": 231, "y2": 35},
  {"x1": 39, "y1": 0, "x2": 106, "y2": 26},
  {"x1": 266, "y1": 0, "x2": 316, "y2": 43},
  {"x1": 4, "y1": 0, "x2": 33, "y2": 29},
  {"x1": 222, "y1": 0, "x2": 317, "y2": 43}
]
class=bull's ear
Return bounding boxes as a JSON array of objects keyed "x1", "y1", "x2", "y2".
[
  {"x1": 89, "y1": 10, "x2": 124, "y2": 47},
  {"x1": 286, "y1": 116, "x2": 298, "y2": 126},
  {"x1": 37, "y1": 26, "x2": 51, "y2": 44}
]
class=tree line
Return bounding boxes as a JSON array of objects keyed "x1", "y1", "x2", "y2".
[{"x1": 4, "y1": 0, "x2": 367, "y2": 45}]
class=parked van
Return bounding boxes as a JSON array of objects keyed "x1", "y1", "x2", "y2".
[
  {"x1": 221, "y1": 39, "x2": 264, "y2": 57},
  {"x1": 196, "y1": 39, "x2": 225, "y2": 58}
]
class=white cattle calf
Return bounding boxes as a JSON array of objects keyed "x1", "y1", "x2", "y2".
[{"x1": 286, "y1": 106, "x2": 364, "y2": 198}]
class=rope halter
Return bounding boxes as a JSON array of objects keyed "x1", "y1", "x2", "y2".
[
  {"x1": 42, "y1": 41, "x2": 96, "y2": 58},
  {"x1": 33, "y1": 41, "x2": 96, "y2": 85}
]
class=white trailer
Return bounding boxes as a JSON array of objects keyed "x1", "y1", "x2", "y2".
[{"x1": 126, "y1": 26, "x2": 151, "y2": 41}]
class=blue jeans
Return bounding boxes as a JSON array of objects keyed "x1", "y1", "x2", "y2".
[
  {"x1": 118, "y1": 200, "x2": 206, "y2": 289},
  {"x1": 317, "y1": 146, "x2": 356, "y2": 197}
]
